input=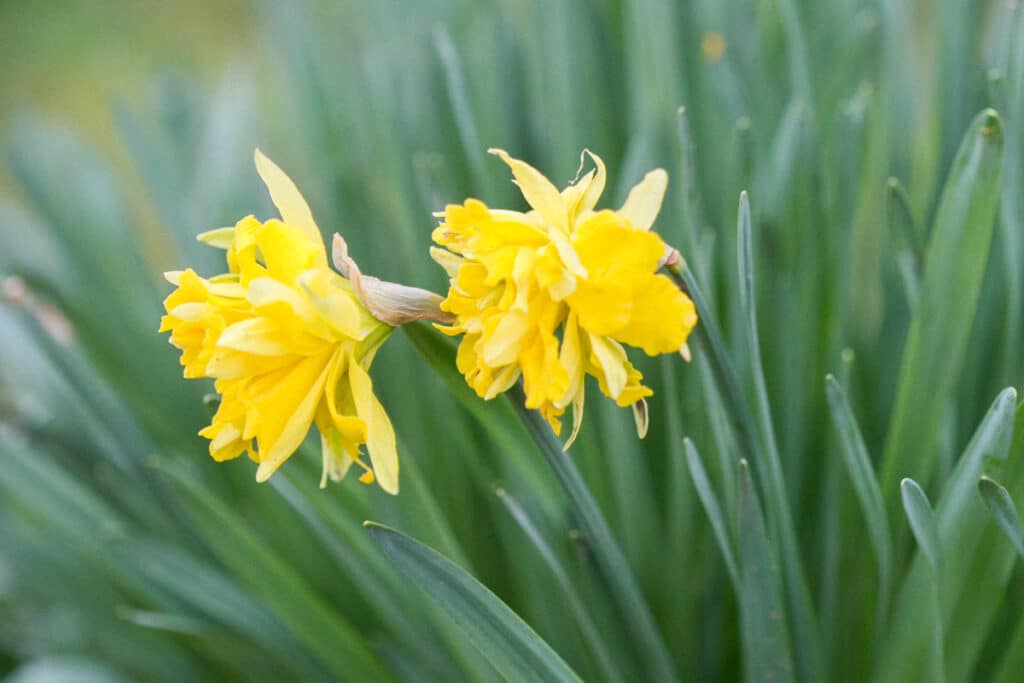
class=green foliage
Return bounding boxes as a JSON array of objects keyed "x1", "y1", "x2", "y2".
[{"x1": 2, "y1": 1, "x2": 1024, "y2": 681}]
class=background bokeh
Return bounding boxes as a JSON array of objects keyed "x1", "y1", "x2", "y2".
[{"x1": 1, "y1": 1, "x2": 1023, "y2": 681}]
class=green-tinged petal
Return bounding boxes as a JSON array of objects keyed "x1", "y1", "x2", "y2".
[
  {"x1": 320, "y1": 429, "x2": 354, "y2": 489},
  {"x1": 197, "y1": 226, "x2": 236, "y2": 249}
]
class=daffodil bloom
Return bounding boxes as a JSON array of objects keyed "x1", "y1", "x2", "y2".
[
  {"x1": 432, "y1": 149, "x2": 697, "y2": 445},
  {"x1": 160, "y1": 150, "x2": 418, "y2": 493}
]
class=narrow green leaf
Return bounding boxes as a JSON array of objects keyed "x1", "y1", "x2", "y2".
[
  {"x1": 737, "y1": 191, "x2": 824, "y2": 683},
  {"x1": 506, "y1": 384, "x2": 680, "y2": 683},
  {"x1": 898, "y1": 479, "x2": 947, "y2": 683},
  {"x1": 496, "y1": 488, "x2": 624, "y2": 683},
  {"x1": 977, "y1": 476, "x2": 1024, "y2": 559},
  {"x1": 875, "y1": 388, "x2": 1017, "y2": 683},
  {"x1": 900, "y1": 478, "x2": 941, "y2": 576},
  {"x1": 366, "y1": 522, "x2": 583, "y2": 683},
  {"x1": 824, "y1": 374, "x2": 892, "y2": 633},
  {"x1": 737, "y1": 459, "x2": 795, "y2": 683},
  {"x1": 433, "y1": 25, "x2": 494, "y2": 199},
  {"x1": 156, "y1": 461, "x2": 391, "y2": 682},
  {"x1": 683, "y1": 438, "x2": 739, "y2": 590},
  {"x1": 885, "y1": 176, "x2": 922, "y2": 306},
  {"x1": 881, "y1": 109, "x2": 1005, "y2": 502}
]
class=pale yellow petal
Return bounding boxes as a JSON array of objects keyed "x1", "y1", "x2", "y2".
[
  {"x1": 563, "y1": 387, "x2": 585, "y2": 451},
  {"x1": 588, "y1": 333, "x2": 628, "y2": 399},
  {"x1": 481, "y1": 311, "x2": 529, "y2": 366},
  {"x1": 320, "y1": 430, "x2": 354, "y2": 488},
  {"x1": 619, "y1": 169, "x2": 668, "y2": 230},
  {"x1": 253, "y1": 149, "x2": 326, "y2": 256},
  {"x1": 430, "y1": 247, "x2": 464, "y2": 278},
  {"x1": 489, "y1": 148, "x2": 569, "y2": 234},
  {"x1": 563, "y1": 149, "x2": 606, "y2": 222},
  {"x1": 197, "y1": 227, "x2": 236, "y2": 249},
  {"x1": 347, "y1": 354, "x2": 399, "y2": 494},
  {"x1": 217, "y1": 317, "x2": 290, "y2": 356}
]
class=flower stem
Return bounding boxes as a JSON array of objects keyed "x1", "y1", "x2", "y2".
[{"x1": 508, "y1": 384, "x2": 679, "y2": 683}]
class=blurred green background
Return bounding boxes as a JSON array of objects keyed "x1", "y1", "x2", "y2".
[{"x1": 1, "y1": 0, "x2": 1023, "y2": 681}]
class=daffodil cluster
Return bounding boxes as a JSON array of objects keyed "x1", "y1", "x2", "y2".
[
  {"x1": 432, "y1": 149, "x2": 697, "y2": 444},
  {"x1": 161, "y1": 151, "x2": 401, "y2": 492}
]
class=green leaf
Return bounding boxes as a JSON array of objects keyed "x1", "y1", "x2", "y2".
[
  {"x1": 365, "y1": 522, "x2": 583, "y2": 683},
  {"x1": 506, "y1": 384, "x2": 679, "y2": 683},
  {"x1": 898, "y1": 480, "x2": 948, "y2": 683},
  {"x1": 977, "y1": 476, "x2": 1024, "y2": 559},
  {"x1": 496, "y1": 488, "x2": 624, "y2": 683},
  {"x1": 824, "y1": 374, "x2": 892, "y2": 633},
  {"x1": 885, "y1": 176, "x2": 922, "y2": 306},
  {"x1": 900, "y1": 478, "x2": 941, "y2": 576},
  {"x1": 736, "y1": 191, "x2": 824, "y2": 683},
  {"x1": 682, "y1": 438, "x2": 739, "y2": 589},
  {"x1": 881, "y1": 109, "x2": 1005, "y2": 503},
  {"x1": 156, "y1": 460, "x2": 391, "y2": 682},
  {"x1": 737, "y1": 459, "x2": 795, "y2": 683},
  {"x1": 876, "y1": 388, "x2": 1017, "y2": 683}
]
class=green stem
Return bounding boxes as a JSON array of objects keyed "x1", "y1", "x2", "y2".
[
  {"x1": 664, "y1": 262, "x2": 760, "y2": 460},
  {"x1": 507, "y1": 384, "x2": 679, "y2": 683}
]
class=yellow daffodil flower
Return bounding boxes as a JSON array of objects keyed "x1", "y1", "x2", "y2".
[
  {"x1": 432, "y1": 149, "x2": 697, "y2": 446},
  {"x1": 161, "y1": 150, "x2": 410, "y2": 492}
]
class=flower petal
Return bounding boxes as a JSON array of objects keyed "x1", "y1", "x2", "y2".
[
  {"x1": 618, "y1": 169, "x2": 668, "y2": 230},
  {"x1": 588, "y1": 333, "x2": 628, "y2": 400},
  {"x1": 253, "y1": 149, "x2": 326, "y2": 259},
  {"x1": 347, "y1": 352, "x2": 399, "y2": 494},
  {"x1": 612, "y1": 274, "x2": 697, "y2": 355},
  {"x1": 489, "y1": 148, "x2": 569, "y2": 234},
  {"x1": 254, "y1": 352, "x2": 333, "y2": 482},
  {"x1": 561, "y1": 149, "x2": 607, "y2": 223}
]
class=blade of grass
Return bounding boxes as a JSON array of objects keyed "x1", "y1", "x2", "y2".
[
  {"x1": 366, "y1": 522, "x2": 583, "y2": 683},
  {"x1": 824, "y1": 374, "x2": 893, "y2": 627},
  {"x1": 875, "y1": 388, "x2": 1017, "y2": 682},
  {"x1": 683, "y1": 438, "x2": 740, "y2": 590},
  {"x1": 977, "y1": 476, "x2": 1024, "y2": 559},
  {"x1": 154, "y1": 460, "x2": 391, "y2": 682},
  {"x1": 880, "y1": 110, "x2": 1004, "y2": 504},
  {"x1": 736, "y1": 191, "x2": 824, "y2": 682},
  {"x1": 496, "y1": 488, "x2": 624, "y2": 683},
  {"x1": 737, "y1": 459, "x2": 795, "y2": 683},
  {"x1": 899, "y1": 478, "x2": 946, "y2": 683},
  {"x1": 507, "y1": 383, "x2": 679, "y2": 683}
]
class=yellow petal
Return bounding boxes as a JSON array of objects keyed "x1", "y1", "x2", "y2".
[
  {"x1": 557, "y1": 311, "x2": 585, "y2": 406},
  {"x1": 253, "y1": 149, "x2": 326, "y2": 259},
  {"x1": 217, "y1": 317, "x2": 290, "y2": 356},
  {"x1": 612, "y1": 274, "x2": 697, "y2": 355},
  {"x1": 489, "y1": 148, "x2": 569, "y2": 234},
  {"x1": 319, "y1": 429, "x2": 354, "y2": 488},
  {"x1": 563, "y1": 387, "x2": 586, "y2": 451},
  {"x1": 618, "y1": 169, "x2": 668, "y2": 230},
  {"x1": 197, "y1": 227, "x2": 236, "y2": 249},
  {"x1": 253, "y1": 352, "x2": 332, "y2": 481},
  {"x1": 347, "y1": 353, "x2": 399, "y2": 494},
  {"x1": 430, "y1": 246, "x2": 463, "y2": 278},
  {"x1": 588, "y1": 333, "x2": 628, "y2": 400},
  {"x1": 481, "y1": 311, "x2": 529, "y2": 366},
  {"x1": 561, "y1": 149, "x2": 607, "y2": 224}
]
